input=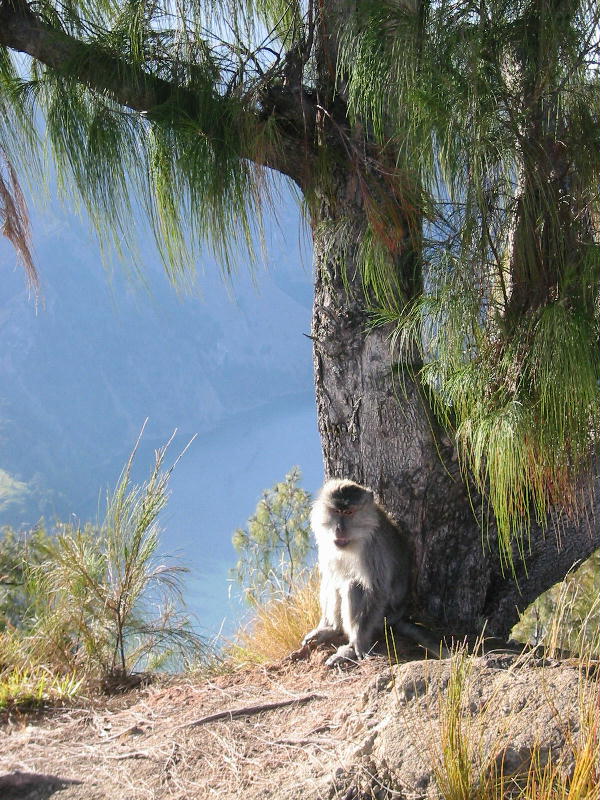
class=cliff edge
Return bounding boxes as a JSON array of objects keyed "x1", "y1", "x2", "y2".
[{"x1": 0, "y1": 650, "x2": 596, "y2": 800}]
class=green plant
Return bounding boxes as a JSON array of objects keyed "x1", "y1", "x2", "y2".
[
  {"x1": 30, "y1": 433, "x2": 203, "y2": 680},
  {"x1": 0, "y1": 430, "x2": 206, "y2": 693},
  {"x1": 232, "y1": 467, "x2": 313, "y2": 604},
  {"x1": 0, "y1": 524, "x2": 53, "y2": 630},
  {"x1": 512, "y1": 551, "x2": 600, "y2": 657},
  {"x1": 0, "y1": 664, "x2": 82, "y2": 711}
]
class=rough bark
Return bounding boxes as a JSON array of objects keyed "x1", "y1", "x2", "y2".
[{"x1": 310, "y1": 173, "x2": 599, "y2": 640}]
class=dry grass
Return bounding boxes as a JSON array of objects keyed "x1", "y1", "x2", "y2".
[
  {"x1": 228, "y1": 570, "x2": 321, "y2": 665},
  {"x1": 513, "y1": 725, "x2": 599, "y2": 800},
  {"x1": 0, "y1": 643, "x2": 596, "y2": 800},
  {"x1": 432, "y1": 648, "x2": 481, "y2": 800},
  {"x1": 0, "y1": 656, "x2": 378, "y2": 800},
  {"x1": 0, "y1": 630, "x2": 82, "y2": 710},
  {"x1": 503, "y1": 703, "x2": 599, "y2": 800},
  {"x1": 427, "y1": 644, "x2": 600, "y2": 800}
]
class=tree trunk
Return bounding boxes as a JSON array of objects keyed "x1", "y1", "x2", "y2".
[{"x1": 310, "y1": 175, "x2": 599, "y2": 641}]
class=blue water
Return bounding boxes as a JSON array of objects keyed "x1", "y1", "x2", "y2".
[{"x1": 160, "y1": 394, "x2": 323, "y2": 635}]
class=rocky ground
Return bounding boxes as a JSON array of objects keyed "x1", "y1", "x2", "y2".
[{"x1": 0, "y1": 648, "x2": 597, "y2": 800}]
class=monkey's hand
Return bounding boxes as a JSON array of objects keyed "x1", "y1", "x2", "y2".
[{"x1": 301, "y1": 626, "x2": 340, "y2": 648}]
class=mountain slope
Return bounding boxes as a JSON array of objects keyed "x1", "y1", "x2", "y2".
[{"x1": 0, "y1": 186, "x2": 322, "y2": 630}]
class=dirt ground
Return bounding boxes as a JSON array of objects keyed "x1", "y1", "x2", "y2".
[{"x1": 0, "y1": 649, "x2": 403, "y2": 800}]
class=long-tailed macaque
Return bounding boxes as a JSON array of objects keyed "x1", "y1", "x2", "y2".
[{"x1": 302, "y1": 479, "x2": 445, "y2": 666}]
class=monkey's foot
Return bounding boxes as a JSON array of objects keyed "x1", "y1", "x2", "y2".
[
  {"x1": 325, "y1": 644, "x2": 358, "y2": 668},
  {"x1": 302, "y1": 626, "x2": 342, "y2": 648},
  {"x1": 287, "y1": 643, "x2": 312, "y2": 662}
]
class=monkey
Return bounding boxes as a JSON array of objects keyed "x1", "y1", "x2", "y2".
[{"x1": 302, "y1": 478, "x2": 447, "y2": 666}]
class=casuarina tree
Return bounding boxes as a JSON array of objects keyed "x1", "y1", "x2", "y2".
[{"x1": 1, "y1": 0, "x2": 598, "y2": 640}]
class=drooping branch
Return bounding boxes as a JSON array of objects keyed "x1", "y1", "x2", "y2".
[
  {"x1": 0, "y1": 0, "x2": 206, "y2": 114},
  {"x1": 0, "y1": 0, "x2": 317, "y2": 183},
  {"x1": 482, "y1": 483, "x2": 600, "y2": 639},
  {"x1": 0, "y1": 146, "x2": 37, "y2": 293}
]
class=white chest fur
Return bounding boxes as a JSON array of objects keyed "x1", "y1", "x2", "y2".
[{"x1": 318, "y1": 538, "x2": 373, "y2": 589}]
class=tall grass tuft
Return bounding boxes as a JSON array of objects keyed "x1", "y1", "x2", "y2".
[
  {"x1": 432, "y1": 647, "x2": 490, "y2": 800},
  {"x1": 430, "y1": 643, "x2": 599, "y2": 800}
]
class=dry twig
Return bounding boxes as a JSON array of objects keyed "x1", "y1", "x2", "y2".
[{"x1": 178, "y1": 692, "x2": 323, "y2": 729}]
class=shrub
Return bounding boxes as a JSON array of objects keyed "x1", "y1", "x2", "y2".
[
  {"x1": 232, "y1": 467, "x2": 313, "y2": 604},
  {"x1": 0, "y1": 431, "x2": 205, "y2": 698},
  {"x1": 0, "y1": 524, "x2": 52, "y2": 630},
  {"x1": 228, "y1": 468, "x2": 318, "y2": 664},
  {"x1": 512, "y1": 551, "x2": 600, "y2": 657}
]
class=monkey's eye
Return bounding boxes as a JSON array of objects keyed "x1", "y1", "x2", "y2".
[{"x1": 339, "y1": 508, "x2": 355, "y2": 516}]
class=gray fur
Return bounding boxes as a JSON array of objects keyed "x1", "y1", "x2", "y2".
[{"x1": 302, "y1": 479, "x2": 411, "y2": 666}]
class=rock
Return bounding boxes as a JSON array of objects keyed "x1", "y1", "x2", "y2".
[{"x1": 324, "y1": 653, "x2": 596, "y2": 799}]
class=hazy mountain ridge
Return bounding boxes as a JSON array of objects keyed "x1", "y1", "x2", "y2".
[
  {"x1": 0, "y1": 186, "x2": 325, "y2": 629},
  {"x1": 0, "y1": 191, "x2": 319, "y2": 524}
]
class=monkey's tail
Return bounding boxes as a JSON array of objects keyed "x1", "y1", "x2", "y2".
[{"x1": 394, "y1": 620, "x2": 451, "y2": 659}]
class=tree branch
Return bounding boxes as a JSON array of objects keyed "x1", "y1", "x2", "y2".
[
  {"x1": 0, "y1": 0, "x2": 196, "y2": 113},
  {"x1": 176, "y1": 693, "x2": 322, "y2": 729},
  {"x1": 0, "y1": 0, "x2": 314, "y2": 184},
  {"x1": 484, "y1": 481, "x2": 600, "y2": 638}
]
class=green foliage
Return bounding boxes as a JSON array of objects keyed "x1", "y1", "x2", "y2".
[
  {"x1": 232, "y1": 467, "x2": 313, "y2": 604},
  {"x1": 394, "y1": 293, "x2": 599, "y2": 560},
  {"x1": 0, "y1": 432, "x2": 205, "y2": 691},
  {"x1": 229, "y1": 468, "x2": 317, "y2": 667},
  {"x1": 0, "y1": 524, "x2": 52, "y2": 630},
  {"x1": 0, "y1": 664, "x2": 82, "y2": 711},
  {"x1": 512, "y1": 550, "x2": 600, "y2": 657},
  {"x1": 0, "y1": 0, "x2": 286, "y2": 279},
  {"x1": 340, "y1": 0, "x2": 600, "y2": 547}
]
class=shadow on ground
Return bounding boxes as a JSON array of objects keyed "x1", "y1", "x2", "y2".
[{"x1": 0, "y1": 770, "x2": 82, "y2": 800}]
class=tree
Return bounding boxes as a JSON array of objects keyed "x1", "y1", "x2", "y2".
[
  {"x1": 0, "y1": 0, "x2": 598, "y2": 641},
  {"x1": 232, "y1": 467, "x2": 313, "y2": 603}
]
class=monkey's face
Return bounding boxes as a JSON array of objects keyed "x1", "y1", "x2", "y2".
[
  {"x1": 330, "y1": 504, "x2": 357, "y2": 548},
  {"x1": 312, "y1": 480, "x2": 376, "y2": 551}
]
